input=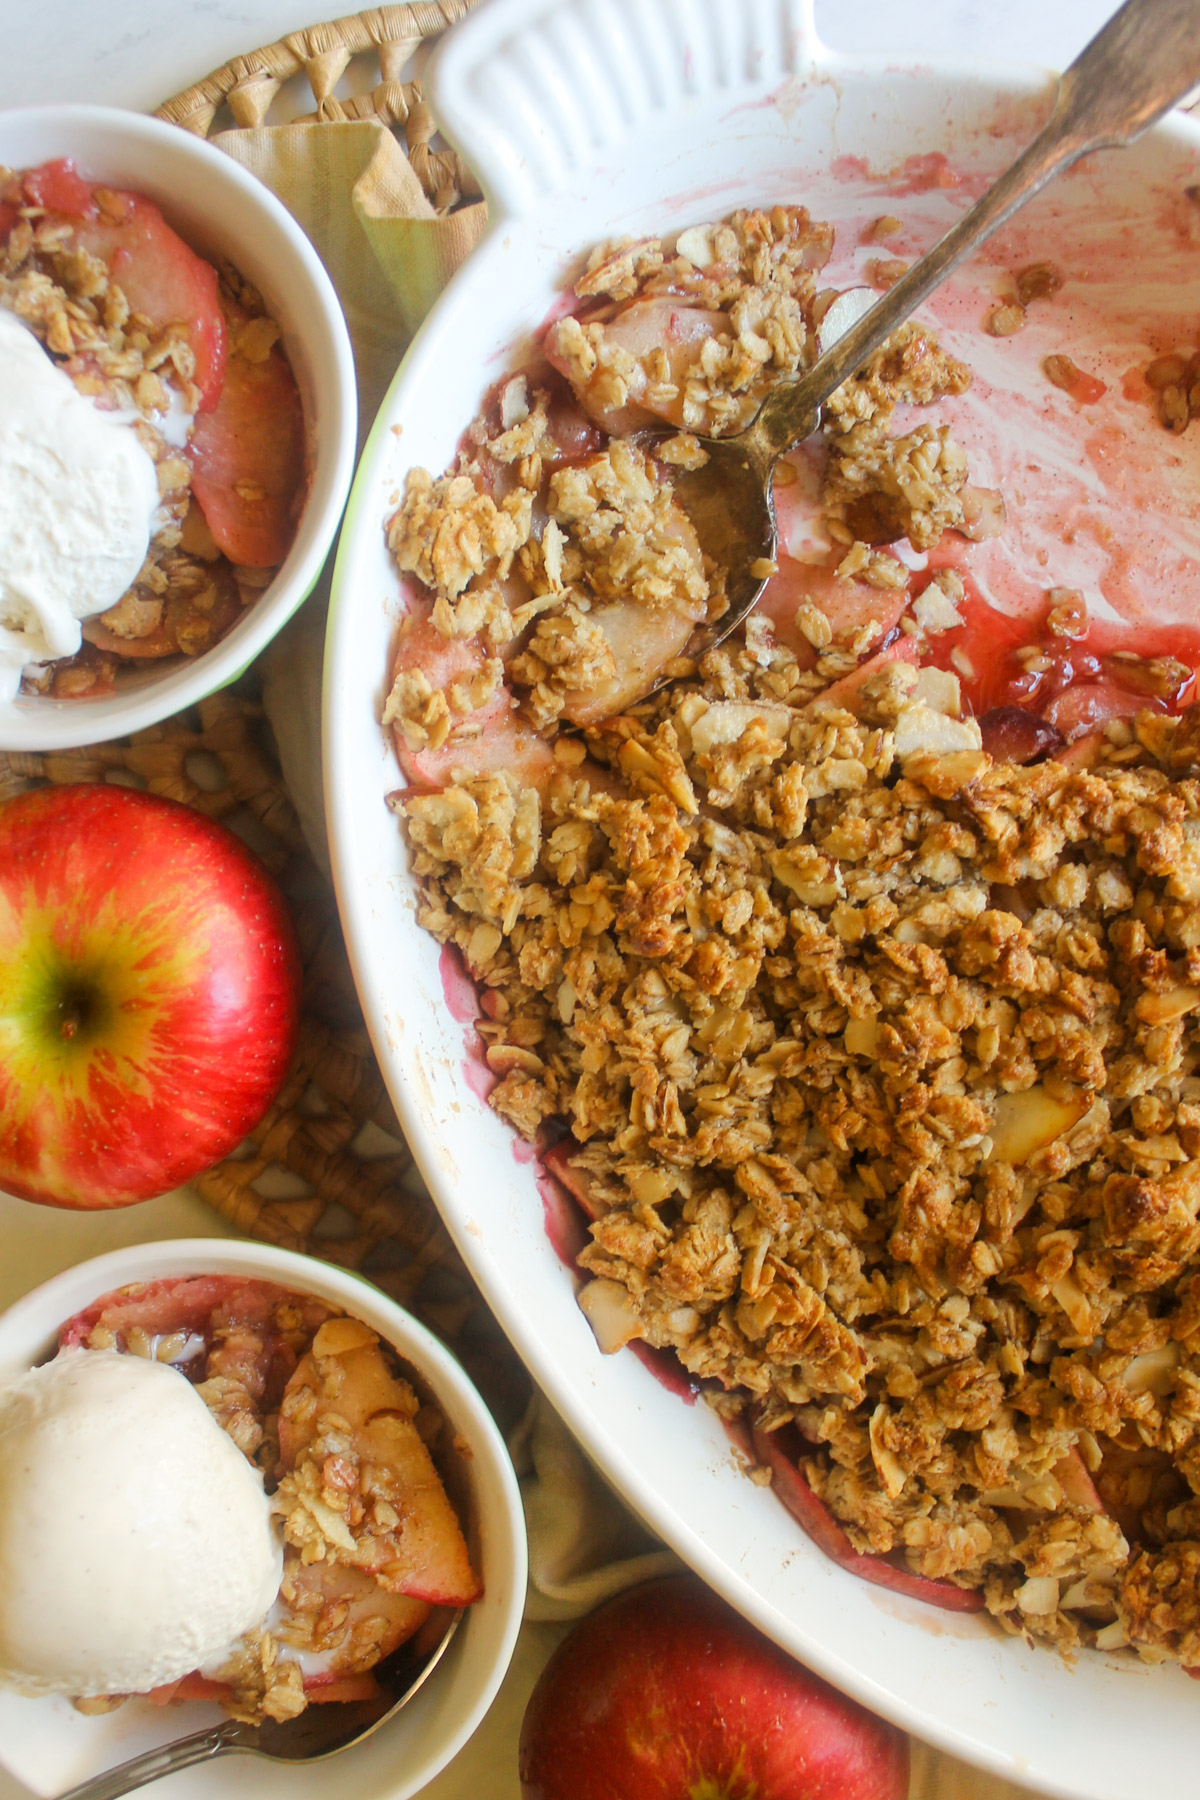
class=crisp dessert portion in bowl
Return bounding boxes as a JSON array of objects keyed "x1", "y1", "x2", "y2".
[
  {"x1": 0, "y1": 158, "x2": 307, "y2": 701},
  {"x1": 378, "y1": 202, "x2": 1200, "y2": 1668},
  {"x1": 0, "y1": 1275, "x2": 480, "y2": 1724}
]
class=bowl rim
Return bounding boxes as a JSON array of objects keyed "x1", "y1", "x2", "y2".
[
  {"x1": 0, "y1": 103, "x2": 357, "y2": 753},
  {"x1": 0, "y1": 1236, "x2": 528, "y2": 1799}
]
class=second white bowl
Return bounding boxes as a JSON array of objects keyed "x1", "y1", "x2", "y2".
[
  {"x1": 0, "y1": 105, "x2": 357, "y2": 751},
  {"x1": 0, "y1": 1238, "x2": 527, "y2": 1800}
]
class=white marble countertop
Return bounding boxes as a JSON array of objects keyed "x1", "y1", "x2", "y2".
[{"x1": 2, "y1": 0, "x2": 1117, "y2": 117}]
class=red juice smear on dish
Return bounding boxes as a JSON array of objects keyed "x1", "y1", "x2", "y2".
[
  {"x1": 919, "y1": 575, "x2": 1200, "y2": 721},
  {"x1": 461, "y1": 1056, "x2": 495, "y2": 1105},
  {"x1": 438, "y1": 942, "x2": 497, "y2": 1102},
  {"x1": 890, "y1": 152, "x2": 963, "y2": 194},
  {"x1": 630, "y1": 1341, "x2": 699, "y2": 1405},
  {"x1": 535, "y1": 1166, "x2": 590, "y2": 1269}
]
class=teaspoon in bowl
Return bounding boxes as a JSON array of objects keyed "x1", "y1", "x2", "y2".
[
  {"x1": 661, "y1": 0, "x2": 1200, "y2": 677},
  {"x1": 54, "y1": 1609, "x2": 463, "y2": 1800}
]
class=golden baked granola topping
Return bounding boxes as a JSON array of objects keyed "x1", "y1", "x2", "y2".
[{"x1": 382, "y1": 201, "x2": 1200, "y2": 1666}]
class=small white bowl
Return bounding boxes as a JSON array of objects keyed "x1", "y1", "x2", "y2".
[
  {"x1": 0, "y1": 1239, "x2": 527, "y2": 1800},
  {"x1": 0, "y1": 105, "x2": 357, "y2": 751}
]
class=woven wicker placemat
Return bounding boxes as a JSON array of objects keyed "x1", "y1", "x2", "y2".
[{"x1": 154, "y1": 1, "x2": 483, "y2": 213}]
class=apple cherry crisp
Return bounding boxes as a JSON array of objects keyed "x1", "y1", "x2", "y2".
[
  {"x1": 382, "y1": 203, "x2": 1200, "y2": 1666},
  {"x1": 63, "y1": 1276, "x2": 479, "y2": 1723}
]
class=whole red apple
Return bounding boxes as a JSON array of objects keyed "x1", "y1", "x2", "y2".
[
  {"x1": 519, "y1": 1575, "x2": 908, "y2": 1800},
  {"x1": 0, "y1": 783, "x2": 301, "y2": 1208}
]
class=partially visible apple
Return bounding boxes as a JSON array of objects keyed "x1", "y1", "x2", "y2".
[
  {"x1": 0, "y1": 783, "x2": 300, "y2": 1208},
  {"x1": 518, "y1": 1574, "x2": 909, "y2": 1800}
]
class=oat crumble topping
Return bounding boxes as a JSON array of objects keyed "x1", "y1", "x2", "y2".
[{"x1": 382, "y1": 203, "x2": 1200, "y2": 1667}]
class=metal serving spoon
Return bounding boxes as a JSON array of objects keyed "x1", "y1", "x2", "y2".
[
  {"x1": 666, "y1": 0, "x2": 1200, "y2": 671},
  {"x1": 55, "y1": 1610, "x2": 463, "y2": 1800}
]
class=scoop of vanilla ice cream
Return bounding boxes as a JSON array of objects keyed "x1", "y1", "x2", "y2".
[
  {"x1": 0, "y1": 1350, "x2": 283, "y2": 1697},
  {"x1": 0, "y1": 308, "x2": 162, "y2": 702}
]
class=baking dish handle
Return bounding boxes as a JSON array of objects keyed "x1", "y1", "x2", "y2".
[{"x1": 427, "y1": 0, "x2": 824, "y2": 225}]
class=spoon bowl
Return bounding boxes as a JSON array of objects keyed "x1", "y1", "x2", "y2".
[{"x1": 52, "y1": 1600, "x2": 465, "y2": 1800}]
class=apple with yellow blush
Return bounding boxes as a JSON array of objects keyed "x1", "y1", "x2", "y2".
[{"x1": 0, "y1": 783, "x2": 300, "y2": 1208}]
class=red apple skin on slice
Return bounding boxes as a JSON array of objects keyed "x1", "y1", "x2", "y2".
[
  {"x1": 387, "y1": 602, "x2": 626, "y2": 800},
  {"x1": 146, "y1": 1673, "x2": 231, "y2": 1706},
  {"x1": 299, "y1": 1671, "x2": 384, "y2": 1704},
  {"x1": 279, "y1": 1328, "x2": 482, "y2": 1608},
  {"x1": 1045, "y1": 678, "x2": 1164, "y2": 743},
  {"x1": 158, "y1": 1665, "x2": 384, "y2": 1707},
  {"x1": 22, "y1": 158, "x2": 97, "y2": 219},
  {"x1": 403, "y1": 695, "x2": 556, "y2": 792},
  {"x1": 58, "y1": 1275, "x2": 244, "y2": 1349},
  {"x1": 751, "y1": 1425, "x2": 985, "y2": 1612},
  {"x1": 70, "y1": 188, "x2": 227, "y2": 411},
  {"x1": 189, "y1": 335, "x2": 307, "y2": 567},
  {"x1": 1051, "y1": 1448, "x2": 1105, "y2": 1513},
  {"x1": 58, "y1": 1277, "x2": 335, "y2": 1412},
  {"x1": 540, "y1": 1141, "x2": 604, "y2": 1222},
  {"x1": 389, "y1": 608, "x2": 558, "y2": 793},
  {"x1": 755, "y1": 556, "x2": 908, "y2": 665}
]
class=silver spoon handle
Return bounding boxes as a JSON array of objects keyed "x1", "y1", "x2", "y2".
[
  {"x1": 55, "y1": 1721, "x2": 247, "y2": 1800},
  {"x1": 749, "y1": 0, "x2": 1200, "y2": 458}
]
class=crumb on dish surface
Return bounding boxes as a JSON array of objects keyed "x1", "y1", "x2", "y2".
[{"x1": 379, "y1": 205, "x2": 1200, "y2": 1666}]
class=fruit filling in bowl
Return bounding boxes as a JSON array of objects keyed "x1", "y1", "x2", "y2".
[
  {"x1": 0, "y1": 159, "x2": 307, "y2": 701},
  {"x1": 0, "y1": 1275, "x2": 481, "y2": 1724},
  {"x1": 379, "y1": 200, "x2": 1200, "y2": 1669}
]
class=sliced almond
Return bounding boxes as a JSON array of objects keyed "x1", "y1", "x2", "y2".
[
  {"x1": 987, "y1": 1086, "x2": 1088, "y2": 1167},
  {"x1": 690, "y1": 701, "x2": 790, "y2": 756}
]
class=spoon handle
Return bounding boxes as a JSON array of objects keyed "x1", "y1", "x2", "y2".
[
  {"x1": 749, "y1": 0, "x2": 1200, "y2": 458},
  {"x1": 54, "y1": 1721, "x2": 247, "y2": 1800}
]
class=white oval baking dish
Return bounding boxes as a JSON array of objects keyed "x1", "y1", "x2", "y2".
[{"x1": 324, "y1": 3, "x2": 1200, "y2": 1793}]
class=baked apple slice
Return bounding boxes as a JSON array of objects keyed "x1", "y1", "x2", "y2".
[
  {"x1": 546, "y1": 299, "x2": 729, "y2": 435},
  {"x1": 59, "y1": 1275, "x2": 247, "y2": 1349},
  {"x1": 21, "y1": 157, "x2": 96, "y2": 217},
  {"x1": 279, "y1": 1557, "x2": 432, "y2": 1672},
  {"x1": 189, "y1": 310, "x2": 307, "y2": 566},
  {"x1": 387, "y1": 602, "x2": 559, "y2": 793},
  {"x1": 82, "y1": 560, "x2": 245, "y2": 660},
  {"x1": 751, "y1": 1424, "x2": 985, "y2": 1613},
  {"x1": 277, "y1": 1317, "x2": 482, "y2": 1608},
  {"x1": 69, "y1": 183, "x2": 228, "y2": 411},
  {"x1": 541, "y1": 1140, "x2": 605, "y2": 1221}
]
